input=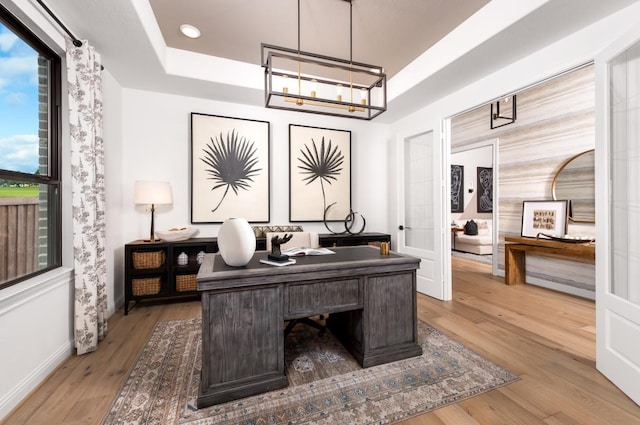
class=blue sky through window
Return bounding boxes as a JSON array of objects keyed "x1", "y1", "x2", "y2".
[{"x1": 0, "y1": 22, "x2": 39, "y2": 174}]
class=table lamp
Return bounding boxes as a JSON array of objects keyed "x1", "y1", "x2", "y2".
[{"x1": 134, "y1": 180, "x2": 173, "y2": 242}]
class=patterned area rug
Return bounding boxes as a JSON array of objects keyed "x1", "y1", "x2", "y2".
[{"x1": 102, "y1": 317, "x2": 518, "y2": 424}]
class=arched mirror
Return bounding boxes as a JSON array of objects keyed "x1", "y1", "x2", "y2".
[{"x1": 552, "y1": 149, "x2": 595, "y2": 223}]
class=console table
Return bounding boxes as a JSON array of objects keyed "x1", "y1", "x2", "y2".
[
  {"x1": 504, "y1": 236, "x2": 595, "y2": 285},
  {"x1": 196, "y1": 246, "x2": 422, "y2": 408}
]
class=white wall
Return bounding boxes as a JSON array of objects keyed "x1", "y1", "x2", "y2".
[
  {"x1": 103, "y1": 71, "x2": 125, "y2": 313},
  {"x1": 0, "y1": 269, "x2": 74, "y2": 419},
  {"x1": 115, "y1": 89, "x2": 393, "y2": 307}
]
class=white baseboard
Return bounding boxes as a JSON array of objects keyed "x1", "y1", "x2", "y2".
[
  {"x1": 0, "y1": 340, "x2": 73, "y2": 420},
  {"x1": 494, "y1": 268, "x2": 594, "y2": 300},
  {"x1": 0, "y1": 268, "x2": 74, "y2": 421}
]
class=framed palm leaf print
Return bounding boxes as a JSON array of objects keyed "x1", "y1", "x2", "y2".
[
  {"x1": 289, "y1": 124, "x2": 351, "y2": 222},
  {"x1": 191, "y1": 113, "x2": 270, "y2": 223}
]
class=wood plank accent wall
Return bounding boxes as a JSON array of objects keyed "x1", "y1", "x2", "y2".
[{"x1": 451, "y1": 64, "x2": 596, "y2": 295}]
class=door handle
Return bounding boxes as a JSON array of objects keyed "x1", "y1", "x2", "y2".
[{"x1": 399, "y1": 225, "x2": 411, "y2": 230}]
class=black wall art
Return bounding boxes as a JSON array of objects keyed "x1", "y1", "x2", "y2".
[
  {"x1": 191, "y1": 113, "x2": 270, "y2": 223},
  {"x1": 477, "y1": 167, "x2": 493, "y2": 213},
  {"x1": 451, "y1": 164, "x2": 464, "y2": 213},
  {"x1": 289, "y1": 124, "x2": 351, "y2": 222}
]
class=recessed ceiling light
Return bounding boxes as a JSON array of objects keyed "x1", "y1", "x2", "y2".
[{"x1": 180, "y1": 24, "x2": 201, "y2": 39}]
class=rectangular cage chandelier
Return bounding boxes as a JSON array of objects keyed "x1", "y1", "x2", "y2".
[{"x1": 261, "y1": 0, "x2": 386, "y2": 120}]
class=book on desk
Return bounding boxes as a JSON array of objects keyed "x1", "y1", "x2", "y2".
[{"x1": 281, "y1": 247, "x2": 335, "y2": 256}]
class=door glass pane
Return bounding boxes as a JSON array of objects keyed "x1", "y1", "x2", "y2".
[
  {"x1": 404, "y1": 132, "x2": 434, "y2": 251},
  {"x1": 609, "y1": 39, "x2": 640, "y2": 305}
]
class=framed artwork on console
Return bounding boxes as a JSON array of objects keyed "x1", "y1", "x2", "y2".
[
  {"x1": 289, "y1": 124, "x2": 351, "y2": 222},
  {"x1": 191, "y1": 113, "x2": 270, "y2": 223},
  {"x1": 521, "y1": 200, "x2": 568, "y2": 238}
]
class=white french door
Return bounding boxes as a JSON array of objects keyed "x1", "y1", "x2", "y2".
[
  {"x1": 397, "y1": 119, "x2": 449, "y2": 300},
  {"x1": 595, "y1": 25, "x2": 640, "y2": 405}
]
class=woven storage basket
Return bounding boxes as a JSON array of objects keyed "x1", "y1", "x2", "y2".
[
  {"x1": 132, "y1": 277, "x2": 161, "y2": 296},
  {"x1": 132, "y1": 251, "x2": 165, "y2": 269},
  {"x1": 176, "y1": 274, "x2": 197, "y2": 292}
]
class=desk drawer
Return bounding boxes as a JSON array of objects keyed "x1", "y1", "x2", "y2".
[{"x1": 286, "y1": 278, "x2": 361, "y2": 317}]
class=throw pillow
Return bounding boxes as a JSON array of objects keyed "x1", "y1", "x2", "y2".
[
  {"x1": 477, "y1": 220, "x2": 489, "y2": 235},
  {"x1": 464, "y1": 220, "x2": 478, "y2": 235}
]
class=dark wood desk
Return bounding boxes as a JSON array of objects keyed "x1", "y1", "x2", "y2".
[
  {"x1": 196, "y1": 246, "x2": 422, "y2": 408},
  {"x1": 504, "y1": 236, "x2": 595, "y2": 285}
]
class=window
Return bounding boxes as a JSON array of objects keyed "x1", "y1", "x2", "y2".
[{"x1": 0, "y1": 4, "x2": 61, "y2": 289}]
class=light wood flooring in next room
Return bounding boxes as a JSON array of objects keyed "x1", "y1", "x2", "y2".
[{"x1": 2, "y1": 257, "x2": 640, "y2": 425}]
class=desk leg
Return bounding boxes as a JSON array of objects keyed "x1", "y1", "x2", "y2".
[
  {"x1": 198, "y1": 286, "x2": 287, "y2": 408},
  {"x1": 505, "y1": 244, "x2": 526, "y2": 285},
  {"x1": 329, "y1": 272, "x2": 422, "y2": 368}
]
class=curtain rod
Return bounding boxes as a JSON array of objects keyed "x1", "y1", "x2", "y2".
[{"x1": 35, "y1": 0, "x2": 82, "y2": 47}]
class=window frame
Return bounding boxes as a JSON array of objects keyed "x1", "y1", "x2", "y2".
[{"x1": 0, "y1": 3, "x2": 62, "y2": 290}]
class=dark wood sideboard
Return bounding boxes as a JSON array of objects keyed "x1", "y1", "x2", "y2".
[{"x1": 124, "y1": 232, "x2": 391, "y2": 314}]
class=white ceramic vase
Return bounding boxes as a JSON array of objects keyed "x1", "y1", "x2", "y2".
[{"x1": 217, "y1": 218, "x2": 256, "y2": 267}]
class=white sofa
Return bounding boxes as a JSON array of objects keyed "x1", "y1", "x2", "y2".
[{"x1": 452, "y1": 219, "x2": 493, "y2": 255}]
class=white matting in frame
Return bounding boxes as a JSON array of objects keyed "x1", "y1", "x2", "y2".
[
  {"x1": 191, "y1": 113, "x2": 270, "y2": 223},
  {"x1": 289, "y1": 124, "x2": 351, "y2": 222},
  {"x1": 521, "y1": 200, "x2": 568, "y2": 238}
]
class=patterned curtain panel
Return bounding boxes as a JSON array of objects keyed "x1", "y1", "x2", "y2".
[{"x1": 66, "y1": 39, "x2": 107, "y2": 355}]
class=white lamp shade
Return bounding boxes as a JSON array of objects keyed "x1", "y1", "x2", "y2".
[{"x1": 133, "y1": 181, "x2": 173, "y2": 205}]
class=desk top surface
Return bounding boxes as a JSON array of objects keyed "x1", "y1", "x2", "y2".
[{"x1": 197, "y1": 246, "x2": 419, "y2": 290}]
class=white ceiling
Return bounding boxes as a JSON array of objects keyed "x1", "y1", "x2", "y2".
[{"x1": 31, "y1": 0, "x2": 640, "y2": 122}]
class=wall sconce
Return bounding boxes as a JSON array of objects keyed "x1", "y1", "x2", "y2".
[
  {"x1": 490, "y1": 95, "x2": 516, "y2": 129},
  {"x1": 134, "y1": 180, "x2": 173, "y2": 243},
  {"x1": 467, "y1": 183, "x2": 475, "y2": 193}
]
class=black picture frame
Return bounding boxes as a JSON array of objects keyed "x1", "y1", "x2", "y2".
[
  {"x1": 477, "y1": 167, "x2": 493, "y2": 213},
  {"x1": 451, "y1": 165, "x2": 464, "y2": 213},
  {"x1": 289, "y1": 124, "x2": 351, "y2": 222},
  {"x1": 190, "y1": 113, "x2": 270, "y2": 223}
]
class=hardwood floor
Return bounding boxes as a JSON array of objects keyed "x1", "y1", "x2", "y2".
[{"x1": 2, "y1": 257, "x2": 639, "y2": 424}]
